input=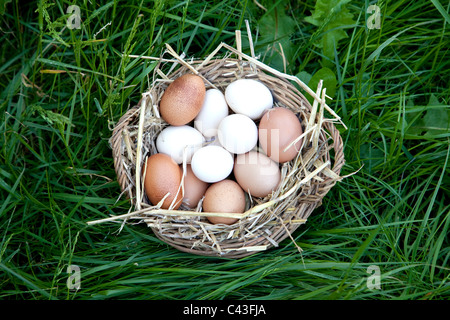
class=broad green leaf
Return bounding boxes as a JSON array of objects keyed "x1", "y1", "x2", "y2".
[
  {"x1": 295, "y1": 71, "x2": 312, "y2": 88},
  {"x1": 379, "y1": 95, "x2": 450, "y2": 140},
  {"x1": 257, "y1": 0, "x2": 296, "y2": 73},
  {"x1": 405, "y1": 95, "x2": 450, "y2": 138},
  {"x1": 305, "y1": 0, "x2": 355, "y2": 67},
  {"x1": 306, "y1": 67, "x2": 337, "y2": 105}
]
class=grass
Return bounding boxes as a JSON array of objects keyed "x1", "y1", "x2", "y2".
[{"x1": 0, "y1": 0, "x2": 449, "y2": 300}]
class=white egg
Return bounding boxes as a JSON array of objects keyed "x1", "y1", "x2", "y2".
[
  {"x1": 190, "y1": 145, "x2": 234, "y2": 183},
  {"x1": 156, "y1": 125, "x2": 205, "y2": 164},
  {"x1": 225, "y1": 79, "x2": 273, "y2": 120},
  {"x1": 194, "y1": 89, "x2": 229, "y2": 138},
  {"x1": 218, "y1": 114, "x2": 258, "y2": 154}
]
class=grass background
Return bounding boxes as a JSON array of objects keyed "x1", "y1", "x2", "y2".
[{"x1": 0, "y1": 0, "x2": 449, "y2": 300}]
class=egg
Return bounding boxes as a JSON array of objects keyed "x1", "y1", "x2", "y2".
[
  {"x1": 234, "y1": 151, "x2": 281, "y2": 198},
  {"x1": 143, "y1": 153, "x2": 183, "y2": 209},
  {"x1": 203, "y1": 179, "x2": 246, "y2": 225},
  {"x1": 159, "y1": 74, "x2": 206, "y2": 126},
  {"x1": 259, "y1": 107, "x2": 303, "y2": 163},
  {"x1": 225, "y1": 79, "x2": 273, "y2": 120},
  {"x1": 156, "y1": 125, "x2": 205, "y2": 164},
  {"x1": 181, "y1": 164, "x2": 209, "y2": 209},
  {"x1": 190, "y1": 145, "x2": 234, "y2": 183},
  {"x1": 194, "y1": 88, "x2": 229, "y2": 138},
  {"x1": 218, "y1": 114, "x2": 258, "y2": 154}
]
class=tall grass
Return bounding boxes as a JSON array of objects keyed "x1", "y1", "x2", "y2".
[{"x1": 0, "y1": 0, "x2": 448, "y2": 300}]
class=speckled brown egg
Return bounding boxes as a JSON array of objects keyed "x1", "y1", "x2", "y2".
[
  {"x1": 159, "y1": 74, "x2": 206, "y2": 126},
  {"x1": 181, "y1": 164, "x2": 209, "y2": 209},
  {"x1": 143, "y1": 153, "x2": 183, "y2": 209},
  {"x1": 203, "y1": 179, "x2": 246, "y2": 225},
  {"x1": 259, "y1": 107, "x2": 303, "y2": 163}
]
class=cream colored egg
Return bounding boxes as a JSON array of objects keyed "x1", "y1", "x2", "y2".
[{"x1": 234, "y1": 151, "x2": 281, "y2": 198}]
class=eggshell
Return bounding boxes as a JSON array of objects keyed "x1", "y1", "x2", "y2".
[
  {"x1": 194, "y1": 89, "x2": 229, "y2": 138},
  {"x1": 203, "y1": 179, "x2": 246, "y2": 225},
  {"x1": 159, "y1": 74, "x2": 206, "y2": 126},
  {"x1": 234, "y1": 151, "x2": 281, "y2": 198},
  {"x1": 218, "y1": 114, "x2": 258, "y2": 154},
  {"x1": 190, "y1": 145, "x2": 234, "y2": 183},
  {"x1": 156, "y1": 125, "x2": 205, "y2": 164},
  {"x1": 259, "y1": 107, "x2": 303, "y2": 163},
  {"x1": 181, "y1": 164, "x2": 209, "y2": 209},
  {"x1": 143, "y1": 153, "x2": 183, "y2": 209},
  {"x1": 225, "y1": 79, "x2": 273, "y2": 120}
]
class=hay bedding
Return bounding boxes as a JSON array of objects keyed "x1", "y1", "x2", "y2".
[{"x1": 88, "y1": 30, "x2": 347, "y2": 258}]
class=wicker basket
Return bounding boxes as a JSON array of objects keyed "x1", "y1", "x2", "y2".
[{"x1": 89, "y1": 39, "x2": 346, "y2": 259}]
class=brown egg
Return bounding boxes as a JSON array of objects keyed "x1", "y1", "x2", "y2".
[
  {"x1": 181, "y1": 164, "x2": 209, "y2": 209},
  {"x1": 234, "y1": 151, "x2": 281, "y2": 198},
  {"x1": 203, "y1": 179, "x2": 246, "y2": 225},
  {"x1": 159, "y1": 74, "x2": 206, "y2": 126},
  {"x1": 143, "y1": 153, "x2": 183, "y2": 209},
  {"x1": 259, "y1": 107, "x2": 303, "y2": 163}
]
